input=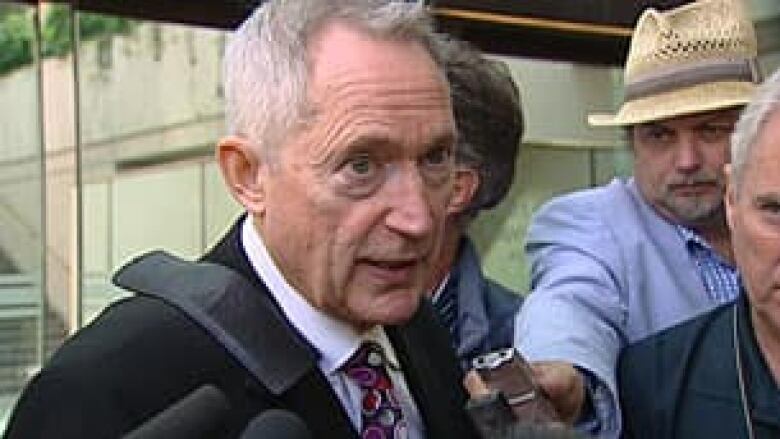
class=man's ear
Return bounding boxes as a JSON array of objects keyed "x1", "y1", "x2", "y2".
[
  {"x1": 724, "y1": 163, "x2": 735, "y2": 230},
  {"x1": 448, "y1": 167, "x2": 479, "y2": 215},
  {"x1": 217, "y1": 135, "x2": 266, "y2": 215}
]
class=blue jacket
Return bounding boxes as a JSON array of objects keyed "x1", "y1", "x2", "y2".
[
  {"x1": 446, "y1": 237, "x2": 522, "y2": 370},
  {"x1": 515, "y1": 177, "x2": 732, "y2": 437}
]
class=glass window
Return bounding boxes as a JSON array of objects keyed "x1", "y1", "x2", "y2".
[
  {"x1": 0, "y1": 2, "x2": 44, "y2": 428},
  {"x1": 75, "y1": 15, "x2": 239, "y2": 320},
  {"x1": 0, "y1": 6, "x2": 242, "y2": 430}
]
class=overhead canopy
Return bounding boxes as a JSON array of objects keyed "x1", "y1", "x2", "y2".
[
  {"x1": 433, "y1": 0, "x2": 691, "y2": 64},
  {"x1": 24, "y1": 0, "x2": 692, "y2": 65}
]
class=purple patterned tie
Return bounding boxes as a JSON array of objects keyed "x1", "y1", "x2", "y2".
[{"x1": 342, "y1": 342, "x2": 408, "y2": 439}]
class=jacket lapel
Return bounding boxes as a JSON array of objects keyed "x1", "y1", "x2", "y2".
[
  {"x1": 198, "y1": 217, "x2": 476, "y2": 437},
  {"x1": 114, "y1": 217, "x2": 358, "y2": 438},
  {"x1": 388, "y1": 300, "x2": 478, "y2": 439}
]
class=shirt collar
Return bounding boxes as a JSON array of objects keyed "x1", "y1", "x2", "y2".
[
  {"x1": 675, "y1": 225, "x2": 737, "y2": 272},
  {"x1": 430, "y1": 272, "x2": 450, "y2": 303},
  {"x1": 240, "y1": 217, "x2": 397, "y2": 374},
  {"x1": 675, "y1": 224, "x2": 713, "y2": 251}
]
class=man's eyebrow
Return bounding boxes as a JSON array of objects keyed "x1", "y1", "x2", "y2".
[
  {"x1": 698, "y1": 118, "x2": 736, "y2": 126},
  {"x1": 699, "y1": 111, "x2": 740, "y2": 125},
  {"x1": 637, "y1": 122, "x2": 669, "y2": 131},
  {"x1": 423, "y1": 131, "x2": 457, "y2": 151},
  {"x1": 345, "y1": 134, "x2": 394, "y2": 152},
  {"x1": 345, "y1": 129, "x2": 456, "y2": 151}
]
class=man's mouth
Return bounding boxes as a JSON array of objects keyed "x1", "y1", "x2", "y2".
[
  {"x1": 360, "y1": 258, "x2": 420, "y2": 284},
  {"x1": 372, "y1": 259, "x2": 416, "y2": 269},
  {"x1": 669, "y1": 181, "x2": 716, "y2": 196}
]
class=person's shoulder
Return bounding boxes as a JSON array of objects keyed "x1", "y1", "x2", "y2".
[
  {"x1": 453, "y1": 239, "x2": 521, "y2": 310},
  {"x1": 537, "y1": 177, "x2": 631, "y2": 212},
  {"x1": 527, "y1": 178, "x2": 638, "y2": 246},
  {"x1": 482, "y1": 279, "x2": 523, "y2": 346},
  {"x1": 620, "y1": 303, "x2": 732, "y2": 375},
  {"x1": 530, "y1": 178, "x2": 639, "y2": 233},
  {"x1": 43, "y1": 296, "x2": 200, "y2": 372},
  {"x1": 618, "y1": 302, "x2": 735, "y2": 434},
  {"x1": 39, "y1": 293, "x2": 253, "y2": 392},
  {"x1": 484, "y1": 278, "x2": 523, "y2": 311},
  {"x1": 4, "y1": 296, "x2": 208, "y2": 437}
]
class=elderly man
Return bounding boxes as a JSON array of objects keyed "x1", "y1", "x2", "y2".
[
  {"x1": 4, "y1": 1, "x2": 479, "y2": 438},
  {"x1": 515, "y1": 0, "x2": 761, "y2": 435},
  {"x1": 619, "y1": 67, "x2": 780, "y2": 439},
  {"x1": 428, "y1": 36, "x2": 524, "y2": 369}
]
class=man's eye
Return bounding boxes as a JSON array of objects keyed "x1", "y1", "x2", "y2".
[
  {"x1": 419, "y1": 147, "x2": 453, "y2": 186},
  {"x1": 759, "y1": 200, "x2": 780, "y2": 214},
  {"x1": 421, "y1": 147, "x2": 451, "y2": 167},
  {"x1": 646, "y1": 128, "x2": 673, "y2": 142},
  {"x1": 333, "y1": 155, "x2": 384, "y2": 199},
  {"x1": 344, "y1": 156, "x2": 377, "y2": 177},
  {"x1": 697, "y1": 124, "x2": 733, "y2": 143}
]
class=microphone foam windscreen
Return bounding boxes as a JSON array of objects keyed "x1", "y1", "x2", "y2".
[
  {"x1": 123, "y1": 384, "x2": 230, "y2": 439},
  {"x1": 240, "y1": 409, "x2": 312, "y2": 439}
]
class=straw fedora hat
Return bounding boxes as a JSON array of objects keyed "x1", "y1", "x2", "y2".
[{"x1": 588, "y1": 0, "x2": 761, "y2": 127}]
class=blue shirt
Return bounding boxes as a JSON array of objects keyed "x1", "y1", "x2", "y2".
[
  {"x1": 516, "y1": 178, "x2": 741, "y2": 439},
  {"x1": 675, "y1": 225, "x2": 739, "y2": 304}
]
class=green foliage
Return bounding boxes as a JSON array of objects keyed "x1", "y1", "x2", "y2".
[
  {"x1": 0, "y1": 7, "x2": 34, "y2": 75},
  {"x1": 0, "y1": 5, "x2": 135, "y2": 76},
  {"x1": 40, "y1": 5, "x2": 71, "y2": 58}
]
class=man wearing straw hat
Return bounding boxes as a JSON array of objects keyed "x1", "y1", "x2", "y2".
[
  {"x1": 619, "y1": 66, "x2": 780, "y2": 439},
  {"x1": 514, "y1": 0, "x2": 761, "y2": 436}
]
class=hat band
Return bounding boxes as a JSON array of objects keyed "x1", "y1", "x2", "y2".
[{"x1": 625, "y1": 59, "x2": 761, "y2": 102}]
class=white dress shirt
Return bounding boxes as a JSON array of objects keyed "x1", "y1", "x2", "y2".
[{"x1": 241, "y1": 217, "x2": 424, "y2": 438}]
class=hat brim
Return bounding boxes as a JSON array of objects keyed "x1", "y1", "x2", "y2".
[{"x1": 588, "y1": 80, "x2": 756, "y2": 126}]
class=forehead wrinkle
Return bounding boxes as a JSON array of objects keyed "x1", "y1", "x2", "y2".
[
  {"x1": 304, "y1": 112, "x2": 350, "y2": 168},
  {"x1": 305, "y1": 84, "x2": 451, "y2": 169},
  {"x1": 304, "y1": 101, "x2": 393, "y2": 169},
  {"x1": 318, "y1": 72, "x2": 449, "y2": 111}
]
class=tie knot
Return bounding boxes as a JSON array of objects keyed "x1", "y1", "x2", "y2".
[
  {"x1": 343, "y1": 342, "x2": 389, "y2": 382},
  {"x1": 342, "y1": 341, "x2": 407, "y2": 438}
]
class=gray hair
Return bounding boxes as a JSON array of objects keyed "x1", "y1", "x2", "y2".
[
  {"x1": 223, "y1": 0, "x2": 438, "y2": 162},
  {"x1": 731, "y1": 68, "x2": 780, "y2": 192},
  {"x1": 438, "y1": 35, "x2": 524, "y2": 221}
]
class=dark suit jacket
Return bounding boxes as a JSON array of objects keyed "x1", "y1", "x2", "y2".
[
  {"x1": 4, "y1": 219, "x2": 477, "y2": 439},
  {"x1": 618, "y1": 294, "x2": 780, "y2": 439}
]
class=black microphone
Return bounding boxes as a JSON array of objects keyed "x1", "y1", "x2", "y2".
[
  {"x1": 240, "y1": 409, "x2": 312, "y2": 439},
  {"x1": 122, "y1": 384, "x2": 230, "y2": 439}
]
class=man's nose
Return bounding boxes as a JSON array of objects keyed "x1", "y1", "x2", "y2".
[
  {"x1": 675, "y1": 135, "x2": 703, "y2": 173},
  {"x1": 384, "y1": 167, "x2": 435, "y2": 239}
]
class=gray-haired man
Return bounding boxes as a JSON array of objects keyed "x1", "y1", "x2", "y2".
[{"x1": 5, "y1": 1, "x2": 479, "y2": 438}]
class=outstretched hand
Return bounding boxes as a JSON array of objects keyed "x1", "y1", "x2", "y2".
[{"x1": 530, "y1": 361, "x2": 585, "y2": 425}]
